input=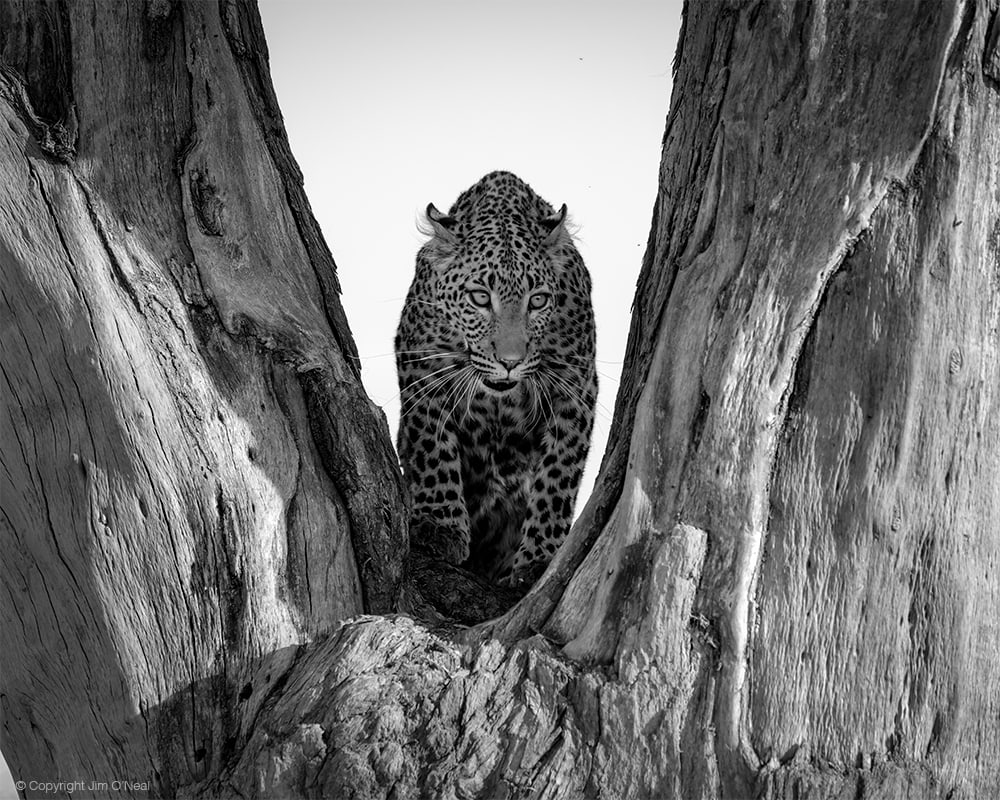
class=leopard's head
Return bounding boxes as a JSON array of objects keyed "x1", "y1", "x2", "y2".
[{"x1": 421, "y1": 172, "x2": 580, "y2": 396}]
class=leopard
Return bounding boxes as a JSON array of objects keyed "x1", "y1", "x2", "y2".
[{"x1": 394, "y1": 170, "x2": 597, "y2": 588}]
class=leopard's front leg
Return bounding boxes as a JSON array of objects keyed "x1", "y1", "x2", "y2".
[
  {"x1": 498, "y1": 399, "x2": 593, "y2": 587},
  {"x1": 398, "y1": 401, "x2": 470, "y2": 565}
]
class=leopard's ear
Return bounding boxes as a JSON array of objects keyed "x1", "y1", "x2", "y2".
[
  {"x1": 541, "y1": 203, "x2": 568, "y2": 246},
  {"x1": 426, "y1": 203, "x2": 458, "y2": 243}
]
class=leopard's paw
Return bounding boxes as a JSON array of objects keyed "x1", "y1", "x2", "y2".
[{"x1": 410, "y1": 516, "x2": 470, "y2": 565}]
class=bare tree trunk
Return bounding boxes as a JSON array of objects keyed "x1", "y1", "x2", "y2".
[
  {"x1": 2, "y1": 1, "x2": 998, "y2": 799},
  {"x1": 0, "y1": 0, "x2": 406, "y2": 793}
]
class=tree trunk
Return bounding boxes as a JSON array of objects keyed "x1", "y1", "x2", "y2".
[
  {"x1": 2, "y1": 1, "x2": 998, "y2": 799},
  {"x1": 0, "y1": 0, "x2": 406, "y2": 792}
]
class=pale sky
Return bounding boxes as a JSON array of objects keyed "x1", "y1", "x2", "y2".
[{"x1": 1, "y1": 2, "x2": 680, "y2": 793}]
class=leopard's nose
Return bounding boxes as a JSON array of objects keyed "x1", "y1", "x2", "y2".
[{"x1": 498, "y1": 357, "x2": 522, "y2": 371}]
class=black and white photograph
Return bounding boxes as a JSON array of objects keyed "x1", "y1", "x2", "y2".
[{"x1": 1, "y1": 0, "x2": 998, "y2": 798}]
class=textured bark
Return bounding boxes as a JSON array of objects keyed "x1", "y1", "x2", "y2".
[
  {"x1": 0, "y1": 0, "x2": 405, "y2": 794},
  {"x1": 2, "y1": 1, "x2": 999, "y2": 799}
]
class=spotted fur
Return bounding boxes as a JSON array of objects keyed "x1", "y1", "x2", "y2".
[{"x1": 395, "y1": 171, "x2": 597, "y2": 587}]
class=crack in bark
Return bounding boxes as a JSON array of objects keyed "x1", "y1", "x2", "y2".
[
  {"x1": 6, "y1": 316, "x2": 99, "y2": 627},
  {"x1": 0, "y1": 56, "x2": 76, "y2": 163},
  {"x1": 986, "y1": 5, "x2": 1000, "y2": 87},
  {"x1": 72, "y1": 174, "x2": 144, "y2": 314}
]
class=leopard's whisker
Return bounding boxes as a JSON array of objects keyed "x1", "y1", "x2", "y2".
[
  {"x1": 542, "y1": 355, "x2": 618, "y2": 385},
  {"x1": 396, "y1": 347, "x2": 459, "y2": 355},
  {"x1": 399, "y1": 353, "x2": 463, "y2": 366},
  {"x1": 408, "y1": 373, "x2": 465, "y2": 435},
  {"x1": 527, "y1": 378, "x2": 551, "y2": 429},
  {"x1": 401, "y1": 373, "x2": 458, "y2": 415},
  {"x1": 533, "y1": 375, "x2": 556, "y2": 430},
  {"x1": 397, "y1": 365, "x2": 461, "y2": 416},
  {"x1": 538, "y1": 370, "x2": 590, "y2": 413},
  {"x1": 401, "y1": 298, "x2": 442, "y2": 308},
  {"x1": 364, "y1": 348, "x2": 445, "y2": 360},
  {"x1": 462, "y1": 371, "x2": 479, "y2": 422},
  {"x1": 525, "y1": 380, "x2": 541, "y2": 428},
  {"x1": 396, "y1": 367, "x2": 457, "y2": 408},
  {"x1": 540, "y1": 368, "x2": 611, "y2": 423},
  {"x1": 436, "y1": 366, "x2": 474, "y2": 440}
]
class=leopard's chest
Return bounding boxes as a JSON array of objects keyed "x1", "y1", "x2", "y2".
[{"x1": 455, "y1": 399, "x2": 545, "y2": 510}]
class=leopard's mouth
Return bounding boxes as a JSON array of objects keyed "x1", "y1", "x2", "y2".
[{"x1": 483, "y1": 378, "x2": 518, "y2": 392}]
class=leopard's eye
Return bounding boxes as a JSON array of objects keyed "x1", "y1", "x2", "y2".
[
  {"x1": 468, "y1": 289, "x2": 491, "y2": 308},
  {"x1": 528, "y1": 292, "x2": 551, "y2": 311}
]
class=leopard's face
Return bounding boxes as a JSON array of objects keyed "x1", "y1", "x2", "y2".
[
  {"x1": 404, "y1": 171, "x2": 587, "y2": 407},
  {"x1": 435, "y1": 234, "x2": 558, "y2": 393}
]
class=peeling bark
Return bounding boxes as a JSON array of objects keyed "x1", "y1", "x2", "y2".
[{"x1": 2, "y1": 1, "x2": 998, "y2": 799}]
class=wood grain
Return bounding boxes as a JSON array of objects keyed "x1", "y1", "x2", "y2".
[{"x1": 1, "y1": 0, "x2": 403, "y2": 792}]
